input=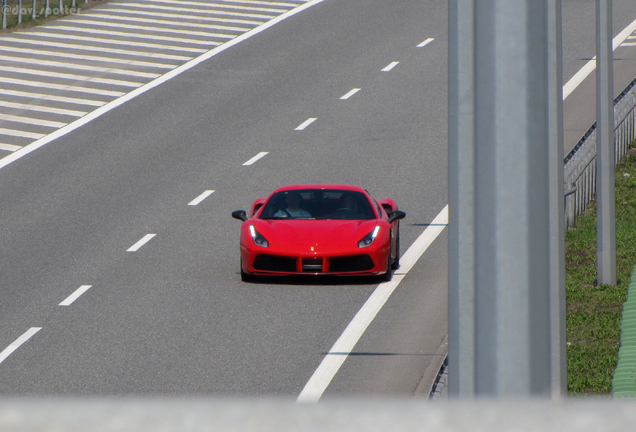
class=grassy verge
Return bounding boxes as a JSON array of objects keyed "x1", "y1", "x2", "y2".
[
  {"x1": 566, "y1": 144, "x2": 636, "y2": 394},
  {"x1": 1, "y1": 0, "x2": 109, "y2": 32}
]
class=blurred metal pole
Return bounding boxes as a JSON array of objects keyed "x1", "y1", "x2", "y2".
[
  {"x1": 596, "y1": 0, "x2": 616, "y2": 286},
  {"x1": 472, "y1": 0, "x2": 551, "y2": 396},
  {"x1": 547, "y1": 0, "x2": 567, "y2": 398},
  {"x1": 448, "y1": 0, "x2": 476, "y2": 398}
]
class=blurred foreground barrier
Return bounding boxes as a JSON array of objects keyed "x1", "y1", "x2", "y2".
[
  {"x1": 613, "y1": 265, "x2": 636, "y2": 397},
  {"x1": 1, "y1": 398, "x2": 636, "y2": 431}
]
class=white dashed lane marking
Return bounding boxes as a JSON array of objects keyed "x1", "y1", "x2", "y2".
[
  {"x1": 381, "y1": 61, "x2": 399, "y2": 72},
  {"x1": 188, "y1": 190, "x2": 215, "y2": 206},
  {"x1": 127, "y1": 234, "x2": 157, "y2": 252},
  {"x1": 340, "y1": 88, "x2": 360, "y2": 100},
  {"x1": 243, "y1": 151, "x2": 269, "y2": 166},
  {"x1": 295, "y1": 117, "x2": 317, "y2": 130},
  {"x1": 417, "y1": 38, "x2": 434, "y2": 48},
  {"x1": 59, "y1": 285, "x2": 93, "y2": 306},
  {"x1": 0, "y1": 328, "x2": 42, "y2": 365}
]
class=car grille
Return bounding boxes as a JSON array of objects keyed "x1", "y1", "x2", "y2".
[
  {"x1": 252, "y1": 254, "x2": 375, "y2": 273},
  {"x1": 328, "y1": 255, "x2": 374, "y2": 273},
  {"x1": 302, "y1": 257, "x2": 323, "y2": 273},
  {"x1": 252, "y1": 255, "x2": 297, "y2": 272}
]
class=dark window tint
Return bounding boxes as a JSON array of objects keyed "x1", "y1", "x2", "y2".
[{"x1": 259, "y1": 190, "x2": 375, "y2": 220}]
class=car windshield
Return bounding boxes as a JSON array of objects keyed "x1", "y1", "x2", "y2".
[{"x1": 259, "y1": 189, "x2": 376, "y2": 220}]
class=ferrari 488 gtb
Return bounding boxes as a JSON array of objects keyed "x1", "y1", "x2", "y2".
[{"x1": 231, "y1": 184, "x2": 405, "y2": 281}]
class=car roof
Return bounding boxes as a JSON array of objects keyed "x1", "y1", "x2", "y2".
[{"x1": 272, "y1": 184, "x2": 367, "y2": 194}]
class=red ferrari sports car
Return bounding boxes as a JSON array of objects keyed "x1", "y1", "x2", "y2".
[{"x1": 231, "y1": 184, "x2": 405, "y2": 281}]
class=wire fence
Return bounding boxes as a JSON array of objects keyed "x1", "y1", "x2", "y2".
[
  {"x1": 1, "y1": 0, "x2": 88, "y2": 30},
  {"x1": 564, "y1": 76, "x2": 636, "y2": 228}
]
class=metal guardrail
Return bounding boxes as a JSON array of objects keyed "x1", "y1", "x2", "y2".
[{"x1": 564, "y1": 77, "x2": 636, "y2": 228}]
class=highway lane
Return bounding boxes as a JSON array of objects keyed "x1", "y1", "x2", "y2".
[
  {"x1": 561, "y1": 0, "x2": 636, "y2": 154},
  {"x1": 0, "y1": 0, "x2": 449, "y2": 396},
  {"x1": 1, "y1": 0, "x2": 636, "y2": 399}
]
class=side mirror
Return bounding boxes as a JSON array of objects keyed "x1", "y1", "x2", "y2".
[
  {"x1": 232, "y1": 210, "x2": 248, "y2": 222},
  {"x1": 387, "y1": 210, "x2": 406, "y2": 224}
]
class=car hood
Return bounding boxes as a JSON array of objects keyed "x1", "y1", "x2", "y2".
[{"x1": 252, "y1": 219, "x2": 380, "y2": 249}]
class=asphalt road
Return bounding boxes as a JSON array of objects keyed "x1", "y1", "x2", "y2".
[{"x1": 0, "y1": 0, "x2": 636, "y2": 399}]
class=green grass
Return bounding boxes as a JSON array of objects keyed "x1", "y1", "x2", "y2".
[{"x1": 566, "y1": 146, "x2": 636, "y2": 395}]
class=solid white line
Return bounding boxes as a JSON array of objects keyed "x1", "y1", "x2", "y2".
[
  {"x1": 417, "y1": 37, "x2": 434, "y2": 48},
  {"x1": 243, "y1": 151, "x2": 268, "y2": 166},
  {"x1": 19, "y1": 31, "x2": 208, "y2": 53},
  {"x1": 60, "y1": 18, "x2": 237, "y2": 38},
  {"x1": 0, "y1": 46, "x2": 176, "y2": 69},
  {"x1": 1, "y1": 37, "x2": 193, "y2": 61},
  {"x1": 297, "y1": 205, "x2": 449, "y2": 403},
  {"x1": 127, "y1": 234, "x2": 157, "y2": 252},
  {"x1": 188, "y1": 190, "x2": 215, "y2": 206},
  {"x1": 295, "y1": 117, "x2": 317, "y2": 130},
  {"x1": 563, "y1": 17, "x2": 636, "y2": 99},
  {"x1": 47, "y1": 26, "x2": 221, "y2": 46},
  {"x1": 340, "y1": 88, "x2": 360, "y2": 100},
  {"x1": 0, "y1": 328, "x2": 42, "y2": 365},
  {"x1": 124, "y1": 1, "x2": 287, "y2": 13},
  {"x1": 0, "y1": 65, "x2": 144, "y2": 88},
  {"x1": 59, "y1": 285, "x2": 92, "y2": 306},
  {"x1": 0, "y1": 128, "x2": 45, "y2": 139},
  {"x1": 0, "y1": 77, "x2": 125, "y2": 97},
  {"x1": 0, "y1": 114, "x2": 65, "y2": 128},
  {"x1": 0, "y1": 101, "x2": 86, "y2": 117},
  {"x1": 146, "y1": 0, "x2": 297, "y2": 5},
  {"x1": 0, "y1": 54, "x2": 161, "y2": 78},
  {"x1": 0, "y1": 144, "x2": 22, "y2": 152},
  {"x1": 84, "y1": 13, "x2": 250, "y2": 32},
  {"x1": 0, "y1": 89, "x2": 106, "y2": 107},
  {"x1": 381, "y1": 61, "x2": 399, "y2": 72},
  {"x1": 103, "y1": 7, "x2": 271, "y2": 22},
  {"x1": 0, "y1": 0, "x2": 325, "y2": 171}
]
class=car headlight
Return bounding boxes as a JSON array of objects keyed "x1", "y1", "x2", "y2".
[
  {"x1": 249, "y1": 225, "x2": 269, "y2": 248},
  {"x1": 358, "y1": 226, "x2": 380, "y2": 248}
]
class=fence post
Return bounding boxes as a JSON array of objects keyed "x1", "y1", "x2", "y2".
[{"x1": 547, "y1": 0, "x2": 567, "y2": 398}]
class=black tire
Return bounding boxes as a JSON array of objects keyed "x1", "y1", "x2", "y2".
[
  {"x1": 379, "y1": 253, "x2": 393, "y2": 282},
  {"x1": 391, "y1": 227, "x2": 401, "y2": 270},
  {"x1": 240, "y1": 258, "x2": 256, "y2": 282}
]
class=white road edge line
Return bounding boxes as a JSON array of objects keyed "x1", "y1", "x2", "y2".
[
  {"x1": 127, "y1": 234, "x2": 157, "y2": 252},
  {"x1": 381, "y1": 61, "x2": 399, "y2": 72},
  {"x1": 340, "y1": 88, "x2": 360, "y2": 100},
  {"x1": 59, "y1": 285, "x2": 92, "y2": 306},
  {"x1": 295, "y1": 117, "x2": 317, "y2": 130},
  {"x1": 243, "y1": 151, "x2": 268, "y2": 166},
  {"x1": 297, "y1": 205, "x2": 449, "y2": 403},
  {"x1": 0, "y1": 0, "x2": 325, "y2": 172},
  {"x1": 417, "y1": 37, "x2": 434, "y2": 48},
  {"x1": 0, "y1": 327, "x2": 42, "y2": 365},
  {"x1": 189, "y1": 189, "x2": 215, "y2": 206},
  {"x1": 562, "y1": 17, "x2": 636, "y2": 99}
]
